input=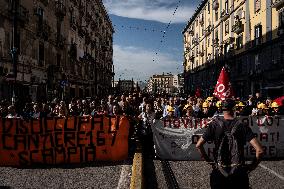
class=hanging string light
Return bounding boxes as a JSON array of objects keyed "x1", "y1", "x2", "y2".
[{"x1": 153, "y1": 0, "x2": 184, "y2": 63}]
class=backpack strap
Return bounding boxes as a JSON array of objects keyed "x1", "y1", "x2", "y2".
[{"x1": 230, "y1": 118, "x2": 241, "y2": 135}]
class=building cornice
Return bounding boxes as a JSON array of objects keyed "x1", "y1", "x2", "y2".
[
  {"x1": 182, "y1": 0, "x2": 208, "y2": 34},
  {"x1": 96, "y1": 0, "x2": 115, "y2": 33}
]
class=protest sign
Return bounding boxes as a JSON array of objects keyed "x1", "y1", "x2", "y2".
[
  {"x1": 152, "y1": 116, "x2": 284, "y2": 160},
  {"x1": 0, "y1": 116, "x2": 130, "y2": 166}
]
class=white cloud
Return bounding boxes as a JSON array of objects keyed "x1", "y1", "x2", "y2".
[
  {"x1": 103, "y1": 0, "x2": 195, "y2": 23},
  {"x1": 113, "y1": 45, "x2": 181, "y2": 81}
]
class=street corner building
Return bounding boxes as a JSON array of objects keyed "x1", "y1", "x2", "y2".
[
  {"x1": 183, "y1": 0, "x2": 284, "y2": 98},
  {"x1": 146, "y1": 73, "x2": 184, "y2": 94},
  {"x1": 0, "y1": 0, "x2": 115, "y2": 102}
]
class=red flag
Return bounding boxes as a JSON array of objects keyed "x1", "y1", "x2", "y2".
[
  {"x1": 274, "y1": 96, "x2": 284, "y2": 106},
  {"x1": 213, "y1": 67, "x2": 234, "y2": 100},
  {"x1": 195, "y1": 87, "x2": 201, "y2": 98}
]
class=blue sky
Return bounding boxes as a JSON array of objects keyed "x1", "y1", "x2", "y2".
[{"x1": 102, "y1": 0, "x2": 202, "y2": 81}]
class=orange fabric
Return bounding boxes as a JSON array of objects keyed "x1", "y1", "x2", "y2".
[{"x1": 0, "y1": 116, "x2": 130, "y2": 166}]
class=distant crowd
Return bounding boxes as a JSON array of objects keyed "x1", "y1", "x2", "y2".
[{"x1": 0, "y1": 92, "x2": 283, "y2": 120}]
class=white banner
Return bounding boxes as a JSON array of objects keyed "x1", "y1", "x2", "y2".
[{"x1": 152, "y1": 116, "x2": 284, "y2": 161}]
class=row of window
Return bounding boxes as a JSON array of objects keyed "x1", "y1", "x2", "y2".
[{"x1": 193, "y1": 0, "x2": 264, "y2": 34}]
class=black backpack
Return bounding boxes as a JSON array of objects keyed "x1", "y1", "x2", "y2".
[{"x1": 213, "y1": 117, "x2": 242, "y2": 177}]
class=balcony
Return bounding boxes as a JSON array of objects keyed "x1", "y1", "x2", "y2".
[
  {"x1": 188, "y1": 28, "x2": 194, "y2": 36},
  {"x1": 70, "y1": 17, "x2": 77, "y2": 30},
  {"x1": 213, "y1": 0, "x2": 219, "y2": 10},
  {"x1": 223, "y1": 37, "x2": 235, "y2": 45},
  {"x1": 199, "y1": 17, "x2": 204, "y2": 25},
  {"x1": 189, "y1": 54, "x2": 195, "y2": 61},
  {"x1": 212, "y1": 38, "x2": 219, "y2": 47},
  {"x1": 231, "y1": 20, "x2": 244, "y2": 34},
  {"x1": 37, "y1": 20, "x2": 51, "y2": 40},
  {"x1": 79, "y1": 3, "x2": 84, "y2": 15},
  {"x1": 185, "y1": 47, "x2": 190, "y2": 54},
  {"x1": 91, "y1": 21, "x2": 97, "y2": 30},
  {"x1": 91, "y1": 40, "x2": 96, "y2": 49},
  {"x1": 272, "y1": 0, "x2": 284, "y2": 8},
  {"x1": 102, "y1": 44, "x2": 110, "y2": 52},
  {"x1": 277, "y1": 26, "x2": 284, "y2": 36},
  {"x1": 78, "y1": 26, "x2": 86, "y2": 38},
  {"x1": 225, "y1": 48, "x2": 235, "y2": 58},
  {"x1": 56, "y1": 34, "x2": 65, "y2": 48},
  {"x1": 85, "y1": 34, "x2": 91, "y2": 45},
  {"x1": 18, "y1": 5, "x2": 29, "y2": 24},
  {"x1": 55, "y1": 1, "x2": 66, "y2": 18},
  {"x1": 192, "y1": 38, "x2": 199, "y2": 45},
  {"x1": 220, "y1": 9, "x2": 230, "y2": 21},
  {"x1": 205, "y1": 25, "x2": 211, "y2": 36},
  {"x1": 85, "y1": 12, "x2": 92, "y2": 24}
]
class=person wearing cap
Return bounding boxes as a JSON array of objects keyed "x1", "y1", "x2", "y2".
[
  {"x1": 236, "y1": 101, "x2": 246, "y2": 116},
  {"x1": 164, "y1": 106, "x2": 176, "y2": 119},
  {"x1": 215, "y1": 101, "x2": 223, "y2": 113},
  {"x1": 268, "y1": 102, "x2": 282, "y2": 116},
  {"x1": 163, "y1": 98, "x2": 180, "y2": 118},
  {"x1": 256, "y1": 103, "x2": 269, "y2": 116},
  {"x1": 201, "y1": 101, "x2": 210, "y2": 118},
  {"x1": 196, "y1": 98, "x2": 264, "y2": 189},
  {"x1": 183, "y1": 104, "x2": 193, "y2": 117}
]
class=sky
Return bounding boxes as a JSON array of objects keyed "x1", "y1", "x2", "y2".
[{"x1": 102, "y1": 0, "x2": 202, "y2": 82}]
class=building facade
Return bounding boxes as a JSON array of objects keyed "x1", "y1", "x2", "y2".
[
  {"x1": 183, "y1": 0, "x2": 284, "y2": 98},
  {"x1": 173, "y1": 73, "x2": 184, "y2": 93},
  {"x1": 147, "y1": 73, "x2": 174, "y2": 94},
  {"x1": 113, "y1": 79, "x2": 138, "y2": 94},
  {"x1": 0, "y1": 0, "x2": 114, "y2": 102}
]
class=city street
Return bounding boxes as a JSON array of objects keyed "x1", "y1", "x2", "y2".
[
  {"x1": 1, "y1": 159, "x2": 283, "y2": 189},
  {"x1": 1, "y1": 0, "x2": 284, "y2": 188}
]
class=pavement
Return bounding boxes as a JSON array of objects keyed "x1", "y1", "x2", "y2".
[
  {"x1": 0, "y1": 159, "x2": 283, "y2": 189},
  {"x1": 0, "y1": 161, "x2": 132, "y2": 189},
  {"x1": 146, "y1": 160, "x2": 284, "y2": 189}
]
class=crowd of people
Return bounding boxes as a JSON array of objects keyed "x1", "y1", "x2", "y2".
[{"x1": 0, "y1": 92, "x2": 283, "y2": 120}]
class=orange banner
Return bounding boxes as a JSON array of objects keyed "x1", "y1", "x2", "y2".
[{"x1": 0, "y1": 116, "x2": 130, "y2": 166}]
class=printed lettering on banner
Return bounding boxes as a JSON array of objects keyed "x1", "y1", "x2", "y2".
[
  {"x1": 152, "y1": 116, "x2": 284, "y2": 161},
  {"x1": 0, "y1": 116, "x2": 130, "y2": 166}
]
